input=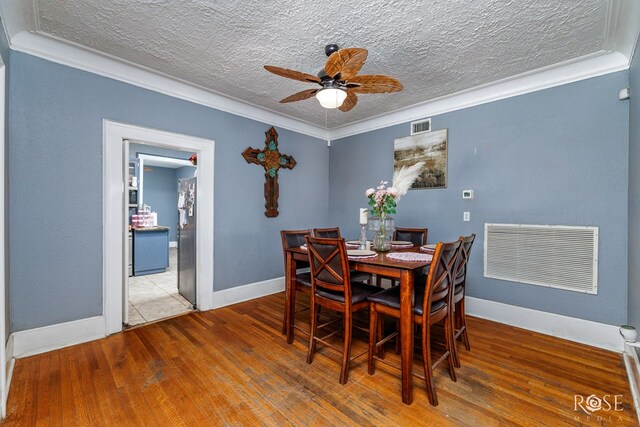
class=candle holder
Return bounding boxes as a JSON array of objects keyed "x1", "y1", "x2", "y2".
[{"x1": 358, "y1": 223, "x2": 368, "y2": 250}]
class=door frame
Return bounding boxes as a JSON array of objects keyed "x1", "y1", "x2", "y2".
[
  {"x1": 0, "y1": 57, "x2": 8, "y2": 418},
  {"x1": 103, "y1": 120, "x2": 214, "y2": 335}
]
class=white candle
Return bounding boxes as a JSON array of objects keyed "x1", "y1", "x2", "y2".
[{"x1": 359, "y1": 208, "x2": 368, "y2": 225}]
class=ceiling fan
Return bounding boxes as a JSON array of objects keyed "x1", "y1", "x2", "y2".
[{"x1": 264, "y1": 44, "x2": 403, "y2": 112}]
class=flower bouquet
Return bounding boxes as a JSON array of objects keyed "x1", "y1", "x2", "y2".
[
  {"x1": 364, "y1": 162, "x2": 425, "y2": 251},
  {"x1": 365, "y1": 181, "x2": 397, "y2": 251}
]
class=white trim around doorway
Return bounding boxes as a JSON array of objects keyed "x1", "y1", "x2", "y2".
[
  {"x1": 103, "y1": 120, "x2": 214, "y2": 335},
  {"x1": 0, "y1": 60, "x2": 8, "y2": 419}
]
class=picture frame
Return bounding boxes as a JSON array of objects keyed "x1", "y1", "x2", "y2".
[{"x1": 394, "y1": 129, "x2": 448, "y2": 189}]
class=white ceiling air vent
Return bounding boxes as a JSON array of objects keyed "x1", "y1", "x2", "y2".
[
  {"x1": 484, "y1": 224, "x2": 598, "y2": 294},
  {"x1": 411, "y1": 118, "x2": 431, "y2": 135}
]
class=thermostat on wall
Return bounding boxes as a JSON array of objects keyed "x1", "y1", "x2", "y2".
[{"x1": 462, "y1": 189, "x2": 474, "y2": 199}]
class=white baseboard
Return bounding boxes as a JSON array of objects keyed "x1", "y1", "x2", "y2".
[
  {"x1": 3, "y1": 336, "x2": 13, "y2": 418},
  {"x1": 6, "y1": 276, "x2": 286, "y2": 358},
  {"x1": 212, "y1": 277, "x2": 285, "y2": 309},
  {"x1": 3, "y1": 356, "x2": 13, "y2": 418},
  {"x1": 624, "y1": 343, "x2": 640, "y2": 422},
  {"x1": 169, "y1": 241, "x2": 177, "y2": 248},
  {"x1": 466, "y1": 296, "x2": 623, "y2": 352},
  {"x1": 5, "y1": 335, "x2": 12, "y2": 373},
  {"x1": 11, "y1": 315, "x2": 106, "y2": 358},
  {"x1": 4, "y1": 287, "x2": 620, "y2": 361}
]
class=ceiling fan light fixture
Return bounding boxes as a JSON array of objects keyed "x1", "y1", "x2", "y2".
[
  {"x1": 315, "y1": 88, "x2": 347, "y2": 109},
  {"x1": 265, "y1": 46, "x2": 402, "y2": 112}
]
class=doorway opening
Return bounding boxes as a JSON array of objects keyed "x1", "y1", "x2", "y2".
[
  {"x1": 103, "y1": 121, "x2": 214, "y2": 335},
  {"x1": 126, "y1": 148, "x2": 197, "y2": 327}
]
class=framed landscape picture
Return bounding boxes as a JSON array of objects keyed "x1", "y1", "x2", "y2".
[{"x1": 394, "y1": 129, "x2": 448, "y2": 189}]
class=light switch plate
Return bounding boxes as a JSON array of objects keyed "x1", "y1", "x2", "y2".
[
  {"x1": 463, "y1": 212, "x2": 470, "y2": 221},
  {"x1": 462, "y1": 189, "x2": 474, "y2": 199}
]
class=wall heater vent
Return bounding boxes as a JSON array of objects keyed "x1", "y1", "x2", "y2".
[
  {"x1": 484, "y1": 224, "x2": 598, "y2": 294},
  {"x1": 411, "y1": 118, "x2": 431, "y2": 135}
]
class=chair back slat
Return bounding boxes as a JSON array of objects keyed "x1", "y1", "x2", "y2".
[
  {"x1": 393, "y1": 228, "x2": 428, "y2": 246},
  {"x1": 313, "y1": 227, "x2": 342, "y2": 238},
  {"x1": 306, "y1": 236, "x2": 351, "y2": 297},
  {"x1": 280, "y1": 229, "x2": 312, "y2": 271},
  {"x1": 453, "y1": 234, "x2": 476, "y2": 284},
  {"x1": 422, "y1": 240, "x2": 461, "y2": 314},
  {"x1": 281, "y1": 229, "x2": 312, "y2": 249}
]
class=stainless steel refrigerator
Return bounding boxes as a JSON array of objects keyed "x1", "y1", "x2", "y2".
[{"x1": 178, "y1": 177, "x2": 197, "y2": 307}]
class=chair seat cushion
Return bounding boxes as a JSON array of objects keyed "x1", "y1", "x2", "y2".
[
  {"x1": 367, "y1": 286, "x2": 402, "y2": 309},
  {"x1": 317, "y1": 282, "x2": 381, "y2": 304},
  {"x1": 351, "y1": 271, "x2": 371, "y2": 283},
  {"x1": 296, "y1": 272, "x2": 312, "y2": 287},
  {"x1": 368, "y1": 286, "x2": 446, "y2": 315},
  {"x1": 413, "y1": 292, "x2": 446, "y2": 316}
]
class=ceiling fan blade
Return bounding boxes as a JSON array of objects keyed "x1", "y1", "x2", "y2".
[
  {"x1": 324, "y1": 48, "x2": 368, "y2": 80},
  {"x1": 279, "y1": 89, "x2": 319, "y2": 103},
  {"x1": 264, "y1": 65, "x2": 321, "y2": 84},
  {"x1": 339, "y1": 91, "x2": 358, "y2": 112},
  {"x1": 348, "y1": 75, "x2": 404, "y2": 93}
]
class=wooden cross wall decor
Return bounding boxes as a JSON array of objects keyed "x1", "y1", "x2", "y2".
[{"x1": 242, "y1": 127, "x2": 297, "y2": 217}]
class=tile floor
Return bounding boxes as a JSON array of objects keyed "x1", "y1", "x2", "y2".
[{"x1": 127, "y1": 248, "x2": 193, "y2": 326}]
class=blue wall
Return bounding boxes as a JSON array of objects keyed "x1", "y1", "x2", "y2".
[
  {"x1": 5, "y1": 43, "x2": 633, "y2": 331},
  {"x1": 141, "y1": 166, "x2": 179, "y2": 241},
  {"x1": 628, "y1": 37, "x2": 640, "y2": 327},
  {"x1": 330, "y1": 72, "x2": 629, "y2": 326},
  {"x1": 9, "y1": 52, "x2": 327, "y2": 331}
]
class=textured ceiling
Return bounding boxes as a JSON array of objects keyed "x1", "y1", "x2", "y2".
[{"x1": 35, "y1": 0, "x2": 608, "y2": 128}]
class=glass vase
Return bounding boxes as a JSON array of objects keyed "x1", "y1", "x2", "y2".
[{"x1": 368, "y1": 215, "x2": 394, "y2": 252}]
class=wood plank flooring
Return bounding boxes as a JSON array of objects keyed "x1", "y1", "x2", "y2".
[{"x1": 2, "y1": 292, "x2": 636, "y2": 426}]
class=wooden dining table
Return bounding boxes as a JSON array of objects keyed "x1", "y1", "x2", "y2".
[{"x1": 283, "y1": 244, "x2": 431, "y2": 405}]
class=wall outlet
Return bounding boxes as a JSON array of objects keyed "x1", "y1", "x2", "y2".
[{"x1": 463, "y1": 212, "x2": 470, "y2": 221}]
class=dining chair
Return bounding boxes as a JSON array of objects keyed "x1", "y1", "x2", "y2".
[
  {"x1": 305, "y1": 236, "x2": 381, "y2": 384},
  {"x1": 393, "y1": 227, "x2": 428, "y2": 246},
  {"x1": 367, "y1": 239, "x2": 461, "y2": 406},
  {"x1": 451, "y1": 233, "x2": 476, "y2": 367},
  {"x1": 314, "y1": 227, "x2": 373, "y2": 285},
  {"x1": 313, "y1": 227, "x2": 341, "y2": 238},
  {"x1": 280, "y1": 229, "x2": 313, "y2": 336},
  {"x1": 377, "y1": 227, "x2": 429, "y2": 287}
]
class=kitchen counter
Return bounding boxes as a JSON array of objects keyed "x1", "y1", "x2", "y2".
[
  {"x1": 133, "y1": 226, "x2": 170, "y2": 232},
  {"x1": 132, "y1": 227, "x2": 170, "y2": 275}
]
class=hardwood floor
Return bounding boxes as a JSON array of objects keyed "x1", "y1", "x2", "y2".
[{"x1": 2, "y1": 292, "x2": 636, "y2": 426}]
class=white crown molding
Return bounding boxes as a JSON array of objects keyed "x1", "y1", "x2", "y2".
[
  {"x1": 604, "y1": 0, "x2": 640, "y2": 59},
  {"x1": 0, "y1": 0, "x2": 35, "y2": 40},
  {"x1": 329, "y1": 51, "x2": 630, "y2": 140},
  {"x1": 9, "y1": 30, "x2": 330, "y2": 140},
  {"x1": 1, "y1": 1, "x2": 638, "y2": 141},
  {"x1": 466, "y1": 296, "x2": 623, "y2": 352}
]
